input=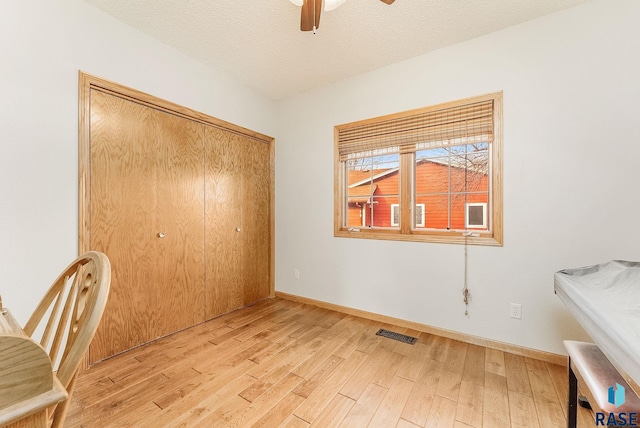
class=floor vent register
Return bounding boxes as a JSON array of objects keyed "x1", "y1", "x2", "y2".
[{"x1": 375, "y1": 328, "x2": 417, "y2": 345}]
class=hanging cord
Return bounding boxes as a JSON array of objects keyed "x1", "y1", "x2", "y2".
[
  {"x1": 313, "y1": 0, "x2": 317, "y2": 34},
  {"x1": 462, "y1": 145, "x2": 471, "y2": 316},
  {"x1": 463, "y1": 234, "x2": 470, "y2": 315}
]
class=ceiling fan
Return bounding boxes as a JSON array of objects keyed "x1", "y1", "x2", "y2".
[{"x1": 289, "y1": 0, "x2": 395, "y2": 33}]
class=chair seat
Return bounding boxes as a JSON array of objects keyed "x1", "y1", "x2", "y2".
[{"x1": 564, "y1": 340, "x2": 640, "y2": 414}]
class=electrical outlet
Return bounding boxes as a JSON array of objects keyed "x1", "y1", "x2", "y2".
[
  {"x1": 510, "y1": 303, "x2": 522, "y2": 319},
  {"x1": 294, "y1": 269, "x2": 300, "y2": 280}
]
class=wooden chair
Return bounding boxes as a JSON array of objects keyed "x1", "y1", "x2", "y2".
[{"x1": 23, "y1": 251, "x2": 111, "y2": 428}]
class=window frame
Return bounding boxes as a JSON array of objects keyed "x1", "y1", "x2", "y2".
[{"x1": 334, "y1": 92, "x2": 503, "y2": 246}]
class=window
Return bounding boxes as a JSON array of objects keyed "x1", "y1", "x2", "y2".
[
  {"x1": 391, "y1": 204, "x2": 425, "y2": 227},
  {"x1": 334, "y1": 92, "x2": 503, "y2": 246},
  {"x1": 466, "y1": 203, "x2": 487, "y2": 228}
]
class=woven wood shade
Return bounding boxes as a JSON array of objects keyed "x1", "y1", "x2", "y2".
[{"x1": 338, "y1": 100, "x2": 494, "y2": 161}]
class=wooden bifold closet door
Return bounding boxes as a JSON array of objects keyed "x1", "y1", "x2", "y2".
[
  {"x1": 204, "y1": 128, "x2": 271, "y2": 319},
  {"x1": 89, "y1": 90, "x2": 206, "y2": 362},
  {"x1": 83, "y1": 77, "x2": 273, "y2": 364}
]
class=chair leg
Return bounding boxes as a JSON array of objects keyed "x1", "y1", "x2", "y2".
[
  {"x1": 51, "y1": 371, "x2": 79, "y2": 428},
  {"x1": 568, "y1": 359, "x2": 577, "y2": 428}
]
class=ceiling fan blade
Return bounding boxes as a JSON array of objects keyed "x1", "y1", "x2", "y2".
[
  {"x1": 301, "y1": 0, "x2": 322, "y2": 31},
  {"x1": 380, "y1": 0, "x2": 395, "y2": 4}
]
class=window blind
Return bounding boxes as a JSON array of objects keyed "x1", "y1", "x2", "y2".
[{"x1": 337, "y1": 100, "x2": 494, "y2": 161}]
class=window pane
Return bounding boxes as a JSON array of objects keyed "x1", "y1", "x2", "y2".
[
  {"x1": 451, "y1": 146, "x2": 489, "y2": 193},
  {"x1": 450, "y1": 194, "x2": 468, "y2": 230},
  {"x1": 414, "y1": 194, "x2": 448, "y2": 229},
  {"x1": 346, "y1": 197, "x2": 367, "y2": 227},
  {"x1": 415, "y1": 204, "x2": 425, "y2": 227},
  {"x1": 346, "y1": 154, "x2": 399, "y2": 229},
  {"x1": 468, "y1": 205, "x2": 485, "y2": 226},
  {"x1": 415, "y1": 143, "x2": 490, "y2": 231},
  {"x1": 367, "y1": 196, "x2": 399, "y2": 228},
  {"x1": 451, "y1": 196, "x2": 490, "y2": 230},
  {"x1": 391, "y1": 204, "x2": 400, "y2": 226},
  {"x1": 416, "y1": 152, "x2": 450, "y2": 194}
]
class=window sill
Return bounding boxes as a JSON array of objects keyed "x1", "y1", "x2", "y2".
[{"x1": 335, "y1": 228, "x2": 503, "y2": 246}]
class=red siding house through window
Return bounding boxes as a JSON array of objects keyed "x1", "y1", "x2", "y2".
[{"x1": 347, "y1": 160, "x2": 489, "y2": 230}]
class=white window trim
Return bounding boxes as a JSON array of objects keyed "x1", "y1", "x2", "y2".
[
  {"x1": 415, "y1": 203, "x2": 425, "y2": 227},
  {"x1": 391, "y1": 203, "x2": 425, "y2": 227},
  {"x1": 391, "y1": 203, "x2": 400, "y2": 227},
  {"x1": 465, "y1": 202, "x2": 487, "y2": 229}
]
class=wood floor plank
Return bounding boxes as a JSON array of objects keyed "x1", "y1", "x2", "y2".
[
  {"x1": 293, "y1": 350, "x2": 368, "y2": 423},
  {"x1": 68, "y1": 298, "x2": 571, "y2": 428},
  {"x1": 455, "y1": 379, "x2": 484, "y2": 428},
  {"x1": 293, "y1": 355, "x2": 344, "y2": 398},
  {"x1": 221, "y1": 372, "x2": 304, "y2": 427},
  {"x1": 339, "y1": 341, "x2": 404, "y2": 400},
  {"x1": 250, "y1": 392, "x2": 306, "y2": 427},
  {"x1": 144, "y1": 365, "x2": 257, "y2": 427},
  {"x1": 462, "y1": 344, "x2": 486, "y2": 386},
  {"x1": 368, "y1": 376, "x2": 414, "y2": 427},
  {"x1": 151, "y1": 367, "x2": 201, "y2": 409},
  {"x1": 197, "y1": 394, "x2": 252, "y2": 428},
  {"x1": 525, "y1": 358, "x2": 566, "y2": 428},
  {"x1": 253, "y1": 319, "x2": 302, "y2": 344},
  {"x1": 309, "y1": 393, "x2": 355, "y2": 427},
  {"x1": 483, "y1": 372, "x2": 510, "y2": 428},
  {"x1": 485, "y1": 348, "x2": 507, "y2": 377},
  {"x1": 545, "y1": 361, "x2": 595, "y2": 427},
  {"x1": 112, "y1": 401, "x2": 163, "y2": 427},
  {"x1": 397, "y1": 418, "x2": 423, "y2": 428},
  {"x1": 246, "y1": 330, "x2": 328, "y2": 381},
  {"x1": 445, "y1": 339, "x2": 469, "y2": 372},
  {"x1": 395, "y1": 342, "x2": 430, "y2": 381},
  {"x1": 291, "y1": 328, "x2": 353, "y2": 379},
  {"x1": 508, "y1": 390, "x2": 541, "y2": 428},
  {"x1": 401, "y1": 357, "x2": 442, "y2": 426},
  {"x1": 427, "y1": 335, "x2": 452, "y2": 363},
  {"x1": 281, "y1": 414, "x2": 311, "y2": 427},
  {"x1": 426, "y1": 395, "x2": 458, "y2": 427},
  {"x1": 505, "y1": 352, "x2": 533, "y2": 396},
  {"x1": 331, "y1": 318, "x2": 372, "y2": 359},
  {"x1": 436, "y1": 339, "x2": 467, "y2": 402},
  {"x1": 338, "y1": 382, "x2": 387, "y2": 427},
  {"x1": 66, "y1": 372, "x2": 172, "y2": 427}
]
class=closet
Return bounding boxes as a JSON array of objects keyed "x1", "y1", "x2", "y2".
[{"x1": 79, "y1": 73, "x2": 273, "y2": 364}]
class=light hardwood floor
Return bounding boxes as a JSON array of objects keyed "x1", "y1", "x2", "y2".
[{"x1": 67, "y1": 298, "x2": 594, "y2": 427}]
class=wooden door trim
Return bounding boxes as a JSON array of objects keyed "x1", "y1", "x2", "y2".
[{"x1": 78, "y1": 72, "x2": 276, "y2": 366}]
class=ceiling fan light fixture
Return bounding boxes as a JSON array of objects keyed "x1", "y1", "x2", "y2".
[
  {"x1": 324, "y1": 0, "x2": 347, "y2": 11},
  {"x1": 289, "y1": 0, "x2": 348, "y2": 11},
  {"x1": 291, "y1": 0, "x2": 391, "y2": 32}
]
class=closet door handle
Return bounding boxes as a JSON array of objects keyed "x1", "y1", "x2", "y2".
[
  {"x1": 158, "y1": 232, "x2": 166, "y2": 238},
  {"x1": 235, "y1": 227, "x2": 241, "y2": 232}
]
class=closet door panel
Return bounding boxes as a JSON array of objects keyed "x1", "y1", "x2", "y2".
[
  {"x1": 242, "y1": 139, "x2": 271, "y2": 305},
  {"x1": 204, "y1": 127, "x2": 245, "y2": 319},
  {"x1": 155, "y1": 115, "x2": 206, "y2": 337},
  {"x1": 89, "y1": 91, "x2": 207, "y2": 362},
  {"x1": 89, "y1": 90, "x2": 159, "y2": 363}
]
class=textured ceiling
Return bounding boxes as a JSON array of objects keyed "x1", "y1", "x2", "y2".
[{"x1": 83, "y1": 0, "x2": 588, "y2": 100}]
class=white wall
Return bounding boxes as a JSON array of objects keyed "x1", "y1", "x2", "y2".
[
  {"x1": 276, "y1": 0, "x2": 640, "y2": 355},
  {"x1": 0, "y1": 0, "x2": 277, "y2": 324}
]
